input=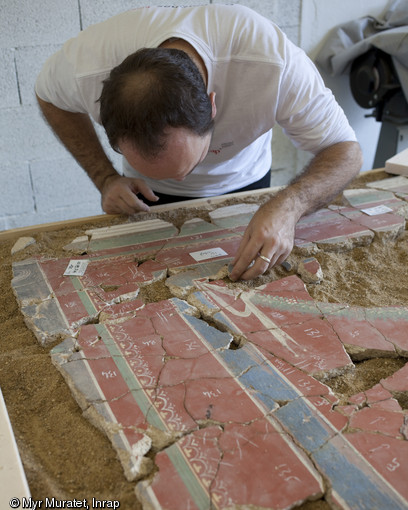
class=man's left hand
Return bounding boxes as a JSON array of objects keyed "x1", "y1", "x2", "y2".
[{"x1": 229, "y1": 200, "x2": 295, "y2": 281}]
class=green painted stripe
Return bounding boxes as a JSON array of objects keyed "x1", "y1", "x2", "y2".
[
  {"x1": 365, "y1": 307, "x2": 408, "y2": 321},
  {"x1": 250, "y1": 293, "x2": 321, "y2": 316},
  {"x1": 69, "y1": 278, "x2": 167, "y2": 431},
  {"x1": 70, "y1": 275, "x2": 84, "y2": 292},
  {"x1": 69, "y1": 276, "x2": 99, "y2": 317},
  {"x1": 165, "y1": 232, "x2": 238, "y2": 249},
  {"x1": 94, "y1": 322, "x2": 211, "y2": 507},
  {"x1": 94, "y1": 323, "x2": 166, "y2": 431},
  {"x1": 89, "y1": 227, "x2": 177, "y2": 251},
  {"x1": 166, "y1": 443, "x2": 211, "y2": 510},
  {"x1": 68, "y1": 293, "x2": 211, "y2": 506},
  {"x1": 88, "y1": 247, "x2": 159, "y2": 261},
  {"x1": 180, "y1": 223, "x2": 220, "y2": 235}
]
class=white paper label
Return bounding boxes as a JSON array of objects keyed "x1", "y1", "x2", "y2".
[
  {"x1": 64, "y1": 259, "x2": 89, "y2": 276},
  {"x1": 361, "y1": 205, "x2": 393, "y2": 216},
  {"x1": 189, "y1": 247, "x2": 228, "y2": 261}
]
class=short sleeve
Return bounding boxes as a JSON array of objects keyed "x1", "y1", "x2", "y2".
[
  {"x1": 276, "y1": 40, "x2": 357, "y2": 155},
  {"x1": 35, "y1": 44, "x2": 90, "y2": 113}
]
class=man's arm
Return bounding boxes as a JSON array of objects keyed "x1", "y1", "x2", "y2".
[
  {"x1": 36, "y1": 96, "x2": 158, "y2": 214},
  {"x1": 229, "y1": 141, "x2": 363, "y2": 281}
]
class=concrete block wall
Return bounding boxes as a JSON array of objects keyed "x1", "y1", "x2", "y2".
[{"x1": 0, "y1": 0, "x2": 302, "y2": 231}]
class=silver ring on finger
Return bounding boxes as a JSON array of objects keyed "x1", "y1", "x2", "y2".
[{"x1": 258, "y1": 254, "x2": 271, "y2": 264}]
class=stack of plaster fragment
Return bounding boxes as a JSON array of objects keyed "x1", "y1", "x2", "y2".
[
  {"x1": 11, "y1": 219, "x2": 179, "y2": 344},
  {"x1": 341, "y1": 183, "x2": 407, "y2": 241}
]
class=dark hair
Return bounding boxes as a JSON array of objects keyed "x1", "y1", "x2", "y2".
[{"x1": 98, "y1": 47, "x2": 214, "y2": 158}]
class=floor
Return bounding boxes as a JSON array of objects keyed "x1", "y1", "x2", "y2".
[{"x1": 11, "y1": 176, "x2": 408, "y2": 509}]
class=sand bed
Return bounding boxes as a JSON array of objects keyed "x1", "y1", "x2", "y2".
[{"x1": 0, "y1": 170, "x2": 407, "y2": 509}]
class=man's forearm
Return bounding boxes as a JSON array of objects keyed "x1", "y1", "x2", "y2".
[
  {"x1": 270, "y1": 141, "x2": 363, "y2": 222},
  {"x1": 36, "y1": 96, "x2": 119, "y2": 192}
]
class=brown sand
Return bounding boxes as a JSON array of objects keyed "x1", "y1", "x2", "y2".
[{"x1": 0, "y1": 170, "x2": 407, "y2": 509}]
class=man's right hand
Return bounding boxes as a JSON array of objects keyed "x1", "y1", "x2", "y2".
[
  {"x1": 34, "y1": 98, "x2": 159, "y2": 216},
  {"x1": 101, "y1": 175, "x2": 159, "y2": 215}
]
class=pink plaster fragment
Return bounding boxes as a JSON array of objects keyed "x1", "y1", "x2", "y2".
[
  {"x1": 297, "y1": 257, "x2": 323, "y2": 284},
  {"x1": 347, "y1": 431, "x2": 408, "y2": 499},
  {"x1": 349, "y1": 407, "x2": 404, "y2": 438},
  {"x1": 381, "y1": 362, "x2": 408, "y2": 393}
]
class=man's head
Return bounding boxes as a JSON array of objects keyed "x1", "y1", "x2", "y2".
[
  {"x1": 119, "y1": 125, "x2": 213, "y2": 181},
  {"x1": 99, "y1": 47, "x2": 216, "y2": 178}
]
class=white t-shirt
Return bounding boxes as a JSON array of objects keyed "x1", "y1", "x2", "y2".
[{"x1": 35, "y1": 4, "x2": 357, "y2": 197}]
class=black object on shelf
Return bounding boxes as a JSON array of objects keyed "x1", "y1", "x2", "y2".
[{"x1": 350, "y1": 48, "x2": 408, "y2": 167}]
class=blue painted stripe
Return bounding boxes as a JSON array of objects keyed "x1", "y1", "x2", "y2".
[
  {"x1": 193, "y1": 332, "x2": 406, "y2": 509},
  {"x1": 189, "y1": 291, "x2": 220, "y2": 313},
  {"x1": 183, "y1": 314, "x2": 232, "y2": 350},
  {"x1": 313, "y1": 439, "x2": 407, "y2": 510},
  {"x1": 274, "y1": 398, "x2": 335, "y2": 451},
  {"x1": 219, "y1": 347, "x2": 302, "y2": 411},
  {"x1": 275, "y1": 399, "x2": 406, "y2": 509},
  {"x1": 212, "y1": 311, "x2": 242, "y2": 334}
]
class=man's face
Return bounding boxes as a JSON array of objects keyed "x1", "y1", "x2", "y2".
[{"x1": 118, "y1": 127, "x2": 212, "y2": 182}]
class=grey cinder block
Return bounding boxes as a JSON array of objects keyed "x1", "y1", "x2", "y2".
[
  {"x1": 0, "y1": 161, "x2": 35, "y2": 216},
  {"x1": 0, "y1": 49, "x2": 19, "y2": 108},
  {"x1": 0, "y1": 0, "x2": 80, "y2": 47},
  {"x1": 29, "y1": 158, "x2": 102, "y2": 213}
]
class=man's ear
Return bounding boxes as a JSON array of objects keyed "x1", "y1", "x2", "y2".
[{"x1": 209, "y1": 92, "x2": 217, "y2": 119}]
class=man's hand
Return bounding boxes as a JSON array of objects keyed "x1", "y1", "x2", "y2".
[
  {"x1": 229, "y1": 199, "x2": 295, "y2": 281},
  {"x1": 229, "y1": 141, "x2": 363, "y2": 281},
  {"x1": 36, "y1": 97, "x2": 157, "y2": 214},
  {"x1": 101, "y1": 175, "x2": 159, "y2": 215}
]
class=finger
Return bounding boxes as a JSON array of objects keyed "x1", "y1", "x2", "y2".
[
  {"x1": 230, "y1": 243, "x2": 264, "y2": 281},
  {"x1": 238, "y1": 256, "x2": 271, "y2": 281},
  {"x1": 236, "y1": 243, "x2": 284, "y2": 281},
  {"x1": 241, "y1": 246, "x2": 280, "y2": 280},
  {"x1": 102, "y1": 179, "x2": 149, "y2": 214},
  {"x1": 102, "y1": 202, "x2": 122, "y2": 215},
  {"x1": 104, "y1": 197, "x2": 139, "y2": 215},
  {"x1": 119, "y1": 192, "x2": 150, "y2": 214},
  {"x1": 232, "y1": 230, "x2": 250, "y2": 265},
  {"x1": 102, "y1": 196, "x2": 126, "y2": 215},
  {"x1": 276, "y1": 250, "x2": 291, "y2": 267},
  {"x1": 104, "y1": 190, "x2": 149, "y2": 215},
  {"x1": 131, "y1": 180, "x2": 159, "y2": 202}
]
